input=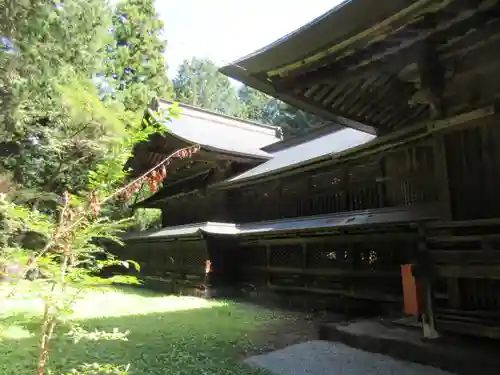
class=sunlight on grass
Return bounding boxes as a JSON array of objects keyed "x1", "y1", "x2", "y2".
[
  {"x1": 1, "y1": 284, "x2": 278, "y2": 375},
  {"x1": 1, "y1": 325, "x2": 33, "y2": 340},
  {"x1": 72, "y1": 289, "x2": 223, "y2": 319}
]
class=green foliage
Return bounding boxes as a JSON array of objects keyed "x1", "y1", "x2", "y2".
[
  {"x1": 171, "y1": 56, "x2": 330, "y2": 139},
  {"x1": 273, "y1": 103, "x2": 330, "y2": 138},
  {"x1": 238, "y1": 85, "x2": 276, "y2": 124},
  {"x1": 0, "y1": 0, "x2": 116, "y2": 197},
  {"x1": 174, "y1": 58, "x2": 243, "y2": 116},
  {"x1": 237, "y1": 85, "x2": 329, "y2": 138},
  {"x1": 0, "y1": 77, "x2": 180, "y2": 375},
  {"x1": 0, "y1": 0, "x2": 174, "y2": 220},
  {"x1": 132, "y1": 208, "x2": 161, "y2": 231},
  {"x1": 1, "y1": 0, "x2": 113, "y2": 135},
  {"x1": 105, "y1": 0, "x2": 172, "y2": 111}
]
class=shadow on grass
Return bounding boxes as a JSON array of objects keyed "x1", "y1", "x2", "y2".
[{"x1": 1, "y1": 297, "x2": 272, "y2": 375}]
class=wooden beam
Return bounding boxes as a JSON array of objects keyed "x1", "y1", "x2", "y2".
[
  {"x1": 241, "y1": 232, "x2": 417, "y2": 246},
  {"x1": 273, "y1": 1, "x2": 500, "y2": 90},
  {"x1": 268, "y1": 0, "x2": 448, "y2": 81},
  {"x1": 430, "y1": 250, "x2": 500, "y2": 264},
  {"x1": 249, "y1": 266, "x2": 400, "y2": 278},
  {"x1": 436, "y1": 265, "x2": 500, "y2": 278},
  {"x1": 268, "y1": 284, "x2": 402, "y2": 303},
  {"x1": 427, "y1": 105, "x2": 495, "y2": 132}
]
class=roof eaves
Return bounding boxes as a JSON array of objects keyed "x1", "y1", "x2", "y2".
[
  {"x1": 215, "y1": 118, "x2": 431, "y2": 190},
  {"x1": 213, "y1": 152, "x2": 333, "y2": 190},
  {"x1": 219, "y1": 65, "x2": 376, "y2": 135},
  {"x1": 148, "y1": 108, "x2": 274, "y2": 160}
]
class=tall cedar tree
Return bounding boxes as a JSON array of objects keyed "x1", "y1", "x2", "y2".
[
  {"x1": 173, "y1": 57, "x2": 243, "y2": 117},
  {"x1": 106, "y1": 0, "x2": 172, "y2": 112}
]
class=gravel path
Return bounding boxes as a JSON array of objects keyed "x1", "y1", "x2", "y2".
[{"x1": 244, "y1": 340, "x2": 454, "y2": 375}]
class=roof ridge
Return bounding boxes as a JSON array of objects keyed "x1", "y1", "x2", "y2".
[{"x1": 158, "y1": 98, "x2": 279, "y2": 132}]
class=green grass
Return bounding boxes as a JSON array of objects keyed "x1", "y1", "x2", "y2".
[{"x1": 0, "y1": 284, "x2": 280, "y2": 375}]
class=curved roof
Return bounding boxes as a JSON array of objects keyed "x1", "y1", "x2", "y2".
[
  {"x1": 220, "y1": 0, "x2": 500, "y2": 134},
  {"x1": 228, "y1": 0, "x2": 421, "y2": 74},
  {"x1": 153, "y1": 100, "x2": 280, "y2": 159},
  {"x1": 121, "y1": 205, "x2": 439, "y2": 241},
  {"x1": 216, "y1": 126, "x2": 375, "y2": 187}
]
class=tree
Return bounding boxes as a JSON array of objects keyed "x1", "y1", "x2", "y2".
[
  {"x1": 105, "y1": 0, "x2": 172, "y2": 112},
  {"x1": 238, "y1": 85, "x2": 276, "y2": 124},
  {"x1": 173, "y1": 57, "x2": 243, "y2": 116},
  {"x1": 0, "y1": 0, "x2": 116, "y2": 200},
  {"x1": 237, "y1": 86, "x2": 330, "y2": 139},
  {"x1": 1, "y1": 78, "x2": 198, "y2": 374},
  {"x1": 0, "y1": 0, "x2": 174, "y2": 226},
  {"x1": 273, "y1": 103, "x2": 331, "y2": 138}
]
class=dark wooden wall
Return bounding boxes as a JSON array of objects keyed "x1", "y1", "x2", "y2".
[
  {"x1": 110, "y1": 238, "x2": 209, "y2": 295},
  {"x1": 235, "y1": 224, "x2": 418, "y2": 312},
  {"x1": 161, "y1": 190, "x2": 230, "y2": 226},
  {"x1": 228, "y1": 138, "x2": 438, "y2": 223},
  {"x1": 443, "y1": 118, "x2": 500, "y2": 220}
]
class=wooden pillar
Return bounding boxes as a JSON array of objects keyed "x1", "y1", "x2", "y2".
[
  {"x1": 447, "y1": 278, "x2": 461, "y2": 309},
  {"x1": 302, "y1": 242, "x2": 307, "y2": 288},
  {"x1": 377, "y1": 156, "x2": 386, "y2": 208},
  {"x1": 417, "y1": 225, "x2": 439, "y2": 339},
  {"x1": 433, "y1": 133, "x2": 452, "y2": 220},
  {"x1": 343, "y1": 166, "x2": 351, "y2": 211},
  {"x1": 212, "y1": 164, "x2": 231, "y2": 221},
  {"x1": 266, "y1": 244, "x2": 271, "y2": 288}
]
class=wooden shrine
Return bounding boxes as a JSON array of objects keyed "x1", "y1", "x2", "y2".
[{"x1": 110, "y1": 0, "x2": 500, "y2": 341}]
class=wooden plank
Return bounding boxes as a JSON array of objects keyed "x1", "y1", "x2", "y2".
[
  {"x1": 426, "y1": 217, "x2": 500, "y2": 229},
  {"x1": 436, "y1": 265, "x2": 500, "y2": 278},
  {"x1": 437, "y1": 319, "x2": 500, "y2": 339},
  {"x1": 247, "y1": 266, "x2": 400, "y2": 278},
  {"x1": 268, "y1": 284, "x2": 401, "y2": 302},
  {"x1": 242, "y1": 232, "x2": 417, "y2": 246},
  {"x1": 432, "y1": 133, "x2": 452, "y2": 219},
  {"x1": 427, "y1": 105, "x2": 496, "y2": 132},
  {"x1": 430, "y1": 250, "x2": 500, "y2": 264},
  {"x1": 437, "y1": 307, "x2": 500, "y2": 320},
  {"x1": 427, "y1": 234, "x2": 500, "y2": 243},
  {"x1": 446, "y1": 278, "x2": 461, "y2": 309}
]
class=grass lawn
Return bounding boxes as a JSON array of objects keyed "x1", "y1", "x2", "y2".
[{"x1": 0, "y1": 283, "x2": 284, "y2": 375}]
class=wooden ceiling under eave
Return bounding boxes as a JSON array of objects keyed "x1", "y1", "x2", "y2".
[
  {"x1": 127, "y1": 131, "x2": 266, "y2": 188},
  {"x1": 220, "y1": 0, "x2": 500, "y2": 135}
]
